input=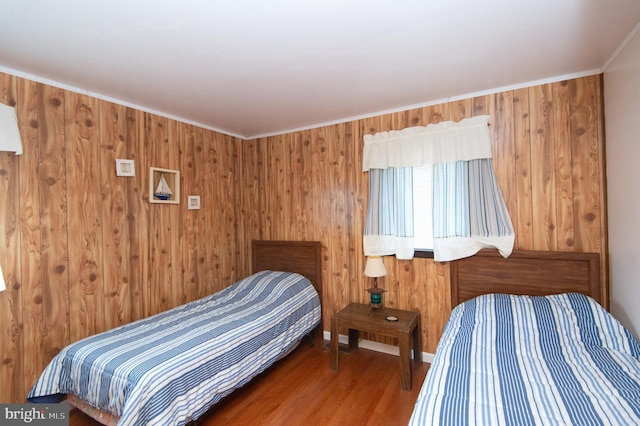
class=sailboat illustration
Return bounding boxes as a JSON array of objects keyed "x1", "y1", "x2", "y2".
[{"x1": 154, "y1": 174, "x2": 173, "y2": 200}]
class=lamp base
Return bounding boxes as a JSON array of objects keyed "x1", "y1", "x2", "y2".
[
  {"x1": 366, "y1": 287, "x2": 387, "y2": 315},
  {"x1": 367, "y1": 305, "x2": 388, "y2": 315}
]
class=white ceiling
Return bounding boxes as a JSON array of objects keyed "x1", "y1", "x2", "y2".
[{"x1": 1, "y1": 1, "x2": 640, "y2": 139}]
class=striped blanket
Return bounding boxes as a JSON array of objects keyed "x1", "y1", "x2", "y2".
[
  {"x1": 409, "y1": 293, "x2": 640, "y2": 426},
  {"x1": 28, "y1": 270, "x2": 320, "y2": 425}
]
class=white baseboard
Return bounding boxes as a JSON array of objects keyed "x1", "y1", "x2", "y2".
[{"x1": 323, "y1": 330, "x2": 434, "y2": 364}]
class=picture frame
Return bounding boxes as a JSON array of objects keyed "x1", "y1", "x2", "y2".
[
  {"x1": 116, "y1": 159, "x2": 135, "y2": 177},
  {"x1": 187, "y1": 195, "x2": 201, "y2": 210},
  {"x1": 149, "y1": 167, "x2": 180, "y2": 204}
]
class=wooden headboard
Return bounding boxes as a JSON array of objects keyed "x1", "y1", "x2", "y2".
[
  {"x1": 252, "y1": 240, "x2": 322, "y2": 304},
  {"x1": 451, "y1": 249, "x2": 604, "y2": 308}
]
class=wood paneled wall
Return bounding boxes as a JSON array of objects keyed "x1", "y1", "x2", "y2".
[
  {"x1": 0, "y1": 72, "x2": 243, "y2": 402},
  {"x1": 0, "y1": 72, "x2": 607, "y2": 404},
  {"x1": 236, "y1": 75, "x2": 608, "y2": 354}
]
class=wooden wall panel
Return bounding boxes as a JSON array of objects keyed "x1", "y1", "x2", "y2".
[
  {"x1": 493, "y1": 90, "x2": 516, "y2": 221},
  {"x1": 570, "y1": 76, "x2": 604, "y2": 252},
  {"x1": 529, "y1": 83, "x2": 558, "y2": 250},
  {"x1": 0, "y1": 71, "x2": 608, "y2": 402},
  {"x1": 312, "y1": 128, "x2": 336, "y2": 316},
  {"x1": 329, "y1": 124, "x2": 349, "y2": 315},
  {"x1": 193, "y1": 127, "x2": 207, "y2": 300},
  {"x1": 167, "y1": 121, "x2": 182, "y2": 308},
  {"x1": 202, "y1": 131, "x2": 218, "y2": 293},
  {"x1": 552, "y1": 81, "x2": 575, "y2": 252},
  {"x1": 175, "y1": 121, "x2": 191, "y2": 306},
  {"x1": 125, "y1": 107, "x2": 149, "y2": 322},
  {"x1": 66, "y1": 93, "x2": 105, "y2": 341},
  {"x1": 223, "y1": 134, "x2": 237, "y2": 285},
  {"x1": 148, "y1": 115, "x2": 172, "y2": 315},
  {"x1": 100, "y1": 102, "x2": 130, "y2": 329},
  {"x1": 570, "y1": 76, "x2": 608, "y2": 304},
  {"x1": 17, "y1": 78, "x2": 41, "y2": 399},
  {"x1": 299, "y1": 130, "x2": 315, "y2": 241},
  {"x1": 425, "y1": 261, "x2": 450, "y2": 352},
  {"x1": 38, "y1": 83, "x2": 70, "y2": 364},
  {"x1": 513, "y1": 88, "x2": 534, "y2": 249},
  {"x1": 344, "y1": 121, "x2": 365, "y2": 309},
  {"x1": 215, "y1": 133, "x2": 235, "y2": 288},
  {"x1": 0, "y1": 74, "x2": 24, "y2": 402}
]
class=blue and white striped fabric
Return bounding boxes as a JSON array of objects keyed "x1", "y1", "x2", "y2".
[
  {"x1": 28, "y1": 270, "x2": 320, "y2": 426},
  {"x1": 363, "y1": 167, "x2": 416, "y2": 259},
  {"x1": 432, "y1": 159, "x2": 515, "y2": 262},
  {"x1": 409, "y1": 293, "x2": 640, "y2": 426}
]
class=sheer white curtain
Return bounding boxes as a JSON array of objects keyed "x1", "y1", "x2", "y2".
[
  {"x1": 363, "y1": 167, "x2": 415, "y2": 259},
  {"x1": 363, "y1": 115, "x2": 514, "y2": 261},
  {"x1": 432, "y1": 159, "x2": 514, "y2": 261}
]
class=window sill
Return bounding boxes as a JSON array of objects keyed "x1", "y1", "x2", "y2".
[{"x1": 414, "y1": 250, "x2": 434, "y2": 259}]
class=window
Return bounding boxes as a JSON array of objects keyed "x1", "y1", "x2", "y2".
[
  {"x1": 412, "y1": 165, "x2": 434, "y2": 251},
  {"x1": 363, "y1": 116, "x2": 514, "y2": 261}
]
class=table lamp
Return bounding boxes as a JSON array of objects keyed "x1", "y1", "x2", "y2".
[{"x1": 364, "y1": 256, "x2": 387, "y2": 313}]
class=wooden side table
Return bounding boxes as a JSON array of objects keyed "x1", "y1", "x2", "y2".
[{"x1": 329, "y1": 303, "x2": 422, "y2": 390}]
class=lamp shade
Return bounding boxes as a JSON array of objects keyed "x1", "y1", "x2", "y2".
[
  {"x1": 0, "y1": 103, "x2": 23, "y2": 155},
  {"x1": 364, "y1": 256, "x2": 387, "y2": 278}
]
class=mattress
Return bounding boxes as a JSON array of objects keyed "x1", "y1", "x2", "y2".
[
  {"x1": 28, "y1": 270, "x2": 320, "y2": 425},
  {"x1": 409, "y1": 292, "x2": 640, "y2": 425}
]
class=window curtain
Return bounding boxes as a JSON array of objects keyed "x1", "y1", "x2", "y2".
[
  {"x1": 363, "y1": 167, "x2": 415, "y2": 259},
  {"x1": 363, "y1": 115, "x2": 514, "y2": 261},
  {"x1": 432, "y1": 159, "x2": 514, "y2": 261}
]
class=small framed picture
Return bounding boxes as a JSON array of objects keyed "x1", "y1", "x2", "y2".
[
  {"x1": 188, "y1": 195, "x2": 201, "y2": 210},
  {"x1": 149, "y1": 167, "x2": 180, "y2": 204},
  {"x1": 116, "y1": 159, "x2": 135, "y2": 177}
]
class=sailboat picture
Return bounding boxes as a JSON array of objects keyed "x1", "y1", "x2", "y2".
[
  {"x1": 149, "y1": 167, "x2": 180, "y2": 204},
  {"x1": 154, "y1": 173, "x2": 173, "y2": 200}
]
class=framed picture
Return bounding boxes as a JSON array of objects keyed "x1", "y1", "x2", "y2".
[
  {"x1": 149, "y1": 167, "x2": 180, "y2": 204},
  {"x1": 116, "y1": 159, "x2": 135, "y2": 177},
  {"x1": 187, "y1": 195, "x2": 201, "y2": 210}
]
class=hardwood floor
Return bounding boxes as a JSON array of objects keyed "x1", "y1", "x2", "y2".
[{"x1": 70, "y1": 338, "x2": 429, "y2": 425}]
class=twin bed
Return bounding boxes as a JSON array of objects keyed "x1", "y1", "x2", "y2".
[
  {"x1": 28, "y1": 240, "x2": 322, "y2": 425},
  {"x1": 410, "y1": 250, "x2": 640, "y2": 425}
]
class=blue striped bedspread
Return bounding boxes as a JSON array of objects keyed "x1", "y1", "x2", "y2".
[
  {"x1": 28, "y1": 270, "x2": 320, "y2": 425},
  {"x1": 409, "y1": 293, "x2": 640, "y2": 426}
]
